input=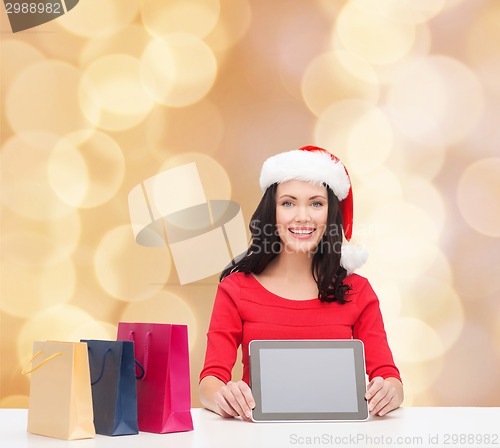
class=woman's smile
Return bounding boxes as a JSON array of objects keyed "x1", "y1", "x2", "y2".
[{"x1": 288, "y1": 227, "x2": 316, "y2": 239}]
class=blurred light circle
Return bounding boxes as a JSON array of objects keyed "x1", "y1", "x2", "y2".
[
  {"x1": 403, "y1": 278, "x2": 464, "y2": 353},
  {"x1": 452, "y1": 229, "x2": 500, "y2": 300},
  {"x1": 423, "y1": 249, "x2": 453, "y2": 285},
  {"x1": 314, "y1": 100, "x2": 392, "y2": 175},
  {"x1": 6, "y1": 61, "x2": 95, "y2": 137},
  {"x1": 0, "y1": 209, "x2": 81, "y2": 266},
  {"x1": 398, "y1": 358, "x2": 444, "y2": 396},
  {"x1": 0, "y1": 40, "x2": 45, "y2": 95},
  {"x1": 365, "y1": 201, "x2": 440, "y2": 280},
  {"x1": 48, "y1": 131, "x2": 126, "y2": 208},
  {"x1": 80, "y1": 54, "x2": 155, "y2": 131},
  {"x1": 384, "y1": 101, "x2": 440, "y2": 147},
  {"x1": 204, "y1": 0, "x2": 252, "y2": 53},
  {"x1": 390, "y1": 134, "x2": 446, "y2": 180},
  {"x1": 387, "y1": 56, "x2": 484, "y2": 146},
  {"x1": 146, "y1": 101, "x2": 224, "y2": 159},
  {"x1": 161, "y1": 152, "x2": 232, "y2": 201},
  {"x1": 363, "y1": 23, "x2": 432, "y2": 86},
  {"x1": 302, "y1": 51, "x2": 379, "y2": 117},
  {"x1": 140, "y1": 33, "x2": 217, "y2": 107},
  {"x1": 0, "y1": 208, "x2": 81, "y2": 266},
  {"x1": 314, "y1": 100, "x2": 366, "y2": 158},
  {"x1": 346, "y1": 106, "x2": 393, "y2": 175},
  {"x1": 353, "y1": 166, "x2": 404, "y2": 225},
  {"x1": 457, "y1": 158, "x2": 500, "y2": 237},
  {"x1": 432, "y1": 324, "x2": 499, "y2": 405},
  {"x1": 21, "y1": 19, "x2": 87, "y2": 64},
  {"x1": 68, "y1": 321, "x2": 117, "y2": 342},
  {"x1": 335, "y1": 2, "x2": 416, "y2": 65},
  {"x1": 79, "y1": 25, "x2": 152, "y2": 67},
  {"x1": 391, "y1": 317, "x2": 444, "y2": 362},
  {"x1": 57, "y1": 0, "x2": 139, "y2": 37},
  {"x1": 121, "y1": 291, "x2": 198, "y2": 351},
  {"x1": 1, "y1": 181, "x2": 73, "y2": 222},
  {"x1": 399, "y1": 383, "x2": 415, "y2": 406},
  {"x1": 401, "y1": 175, "x2": 446, "y2": 235},
  {"x1": 465, "y1": 1, "x2": 500, "y2": 99},
  {"x1": 351, "y1": 0, "x2": 446, "y2": 25},
  {"x1": 141, "y1": 0, "x2": 220, "y2": 39},
  {"x1": 1, "y1": 232, "x2": 61, "y2": 267},
  {"x1": 366, "y1": 278, "x2": 401, "y2": 323},
  {"x1": 94, "y1": 225, "x2": 171, "y2": 301},
  {"x1": 0, "y1": 133, "x2": 75, "y2": 220},
  {"x1": 1, "y1": 259, "x2": 75, "y2": 319},
  {"x1": 17, "y1": 305, "x2": 96, "y2": 367},
  {"x1": 271, "y1": 7, "x2": 335, "y2": 101}
]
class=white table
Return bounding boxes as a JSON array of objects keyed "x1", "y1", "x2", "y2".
[{"x1": 1, "y1": 407, "x2": 499, "y2": 448}]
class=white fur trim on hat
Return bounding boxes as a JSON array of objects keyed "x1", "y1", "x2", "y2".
[
  {"x1": 340, "y1": 242, "x2": 368, "y2": 275},
  {"x1": 259, "y1": 150, "x2": 351, "y2": 200}
]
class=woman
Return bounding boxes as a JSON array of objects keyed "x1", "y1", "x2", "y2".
[{"x1": 199, "y1": 146, "x2": 403, "y2": 421}]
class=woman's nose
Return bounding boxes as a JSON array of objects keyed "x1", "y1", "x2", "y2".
[{"x1": 294, "y1": 207, "x2": 311, "y2": 222}]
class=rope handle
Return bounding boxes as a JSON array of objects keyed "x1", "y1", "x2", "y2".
[
  {"x1": 128, "y1": 329, "x2": 152, "y2": 380},
  {"x1": 21, "y1": 351, "x2": 63, "y2": 375},
  {"x1": 89, "y1": 348, "x2": 111, "y2": 385},
  {"x1": 135, "y1": 359, "x2": 145, "y2": 380},
  {"x1": 88, "y1": 346, "x2": 146, "y2": 383}
]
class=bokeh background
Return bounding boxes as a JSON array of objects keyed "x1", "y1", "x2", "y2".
[{"x1": 1, "y1": 0, "x2": 499, "y2": 409}]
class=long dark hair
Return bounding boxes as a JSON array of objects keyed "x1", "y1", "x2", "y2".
[{"x1": 220, "y1": 183, "x2": 351, "y2": 303}]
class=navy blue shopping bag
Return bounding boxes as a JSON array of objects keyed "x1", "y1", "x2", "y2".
[{"x1": 81, "y1": 340, "x2": 139, "y2": 436}]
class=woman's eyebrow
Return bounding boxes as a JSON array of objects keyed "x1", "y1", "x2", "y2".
[
  {"x1": 309, "y1": 195, "x2": 327, "y2": 200},
  {"x1": 277, "y1": 194, "x2": 326, "y2": 200}
]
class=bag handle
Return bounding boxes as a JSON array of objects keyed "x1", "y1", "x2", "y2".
[
  {"x1": 88, "y1": 348, "x2": 111, "y2": 385},
  {"x1": 21, "y1": 351, "x2": 63, "y2": 375},
  {"x1": 135, "y1": 359, "x2": 145, "y2": 380},
  {"x1": 128, "y1": 330, "x2": 152, "y2": 380},
  {"x1": 88, "y1": 346, "x2": 146, "y2": 384}
]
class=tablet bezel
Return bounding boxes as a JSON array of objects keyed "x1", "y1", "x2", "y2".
[{"x1": 249, "y1": 339, "x2": 369, "y2": 422}]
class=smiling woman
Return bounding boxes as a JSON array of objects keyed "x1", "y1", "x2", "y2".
[
  {"x1": 199, "y1": 145, "x2": 403, "y2": 421},
  {"x1": 275, "y1": 181, "x2": 329, "y2": 254}
]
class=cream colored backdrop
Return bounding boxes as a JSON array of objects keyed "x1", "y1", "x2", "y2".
[{"x1": 1, "y1": 0, "x2": 499, "y2": 409}]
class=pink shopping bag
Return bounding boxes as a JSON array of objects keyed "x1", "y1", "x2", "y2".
[{"x1": 117, "y1": 323, "x2": 193, "y2": 433}]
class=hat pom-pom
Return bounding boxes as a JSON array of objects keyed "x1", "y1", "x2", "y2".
[{"x1": 340, "y1": 242, "x2": 368, "y2": 275}]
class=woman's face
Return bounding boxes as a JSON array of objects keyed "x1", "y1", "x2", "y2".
[{"x1": 275, "y1": 180, "x2": 328, "y2": 254}]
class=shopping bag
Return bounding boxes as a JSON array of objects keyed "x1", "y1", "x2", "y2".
[
  {"x1": 22, "y1": 341, "x2": 95, "y2": 440},
  {"x1": 116, "y1": 322, "x2": 193, "y2": 433},
  {"x1": 81, "y1": 340, "x2": 139, "y2": 436}
]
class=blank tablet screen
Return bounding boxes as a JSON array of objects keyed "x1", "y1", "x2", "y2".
[
  {"x1": 250, "y1": 340, "x2": 368, "y2": 421},
  {"x1": 260, "y1": 347, "x2": 357, "y2": 412}
]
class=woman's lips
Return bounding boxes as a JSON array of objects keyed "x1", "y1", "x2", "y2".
[{"x1": 288, "y1": 228, "x2": 316, "y2": 239}]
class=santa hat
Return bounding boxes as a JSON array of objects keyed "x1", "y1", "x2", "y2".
[{"x1": 259, "y1": 145, "x2": 367, "y2": 274}]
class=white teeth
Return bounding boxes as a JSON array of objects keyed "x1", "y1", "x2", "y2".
[{"x1": 290, "y1": 229, "x2": 314, "y2": 235}]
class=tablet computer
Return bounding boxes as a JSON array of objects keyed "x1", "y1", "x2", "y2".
[{"x1": 249, "y1": 339, "x2": 369, "y2": 422}]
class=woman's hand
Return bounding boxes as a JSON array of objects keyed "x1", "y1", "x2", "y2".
[
  {"x1": 214, "y1": 380, "x2": 255, "y2": 421},
  {"x1": 365, "y1": 376, "x2": 403, "y2": 417}
]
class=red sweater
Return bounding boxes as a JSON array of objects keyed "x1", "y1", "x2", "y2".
[{"x1": 200, "y1": 272, "x2": 401, "y2": 385}]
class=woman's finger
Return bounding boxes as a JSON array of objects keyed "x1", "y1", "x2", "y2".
[
  {"x1": 226, "y1": 382, "x2": 253, "y2": 420},
  {"x1": 365, "y1": 376, "x2": 384, "y2": 400}
]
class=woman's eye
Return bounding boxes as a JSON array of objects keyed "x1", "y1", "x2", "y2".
[
  {"x1": 282, "y1": 201, "x2": 293, "y2": 207},
  {"x1": 312, "y1": 202, "x2": 324, "y2": 207}
]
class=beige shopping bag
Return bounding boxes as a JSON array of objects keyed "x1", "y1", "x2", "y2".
[{"x1": 23, "y1": 341, "x2": 95, "y2": 440}]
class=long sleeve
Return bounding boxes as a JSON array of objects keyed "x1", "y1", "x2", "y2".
[
  {"x1": 352, "y1": 279, "x2": 401, "y2": 382},
  {"x1": 199, "y1": 277, "x2": 243, "y2": 384}
]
